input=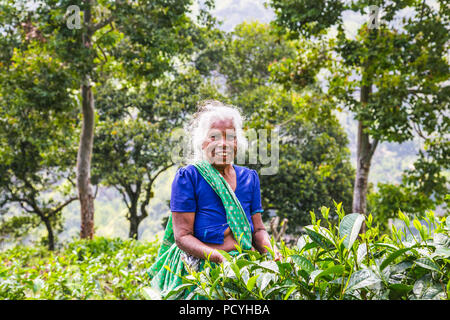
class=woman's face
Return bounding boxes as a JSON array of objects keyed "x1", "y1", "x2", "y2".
[{"x1": 202, "y1": 118, "x2": 237, "y2": 165}]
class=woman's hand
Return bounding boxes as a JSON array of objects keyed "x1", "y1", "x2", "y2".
[
  {"x1": 272, "y1": 246, "x2": 282, "y2": 261},
  {"x1": 251, "y1": 213, "x2": 282, "y2": 261},
  {"x1": 210, "y1": 249, "x2": 227, "y2": 264}
]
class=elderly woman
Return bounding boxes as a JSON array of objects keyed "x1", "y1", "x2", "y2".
[{"x1": 148, "y1": 100, "x2": 280, "y2": 299}]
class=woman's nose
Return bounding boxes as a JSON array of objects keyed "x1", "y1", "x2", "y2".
[{"x1": 217, "y1": 135, "x2": 227, "y2": 147}]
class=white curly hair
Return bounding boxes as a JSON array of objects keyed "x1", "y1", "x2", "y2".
[{"x1": 184, "y1": 100, "x2": 248, "y2": 164}]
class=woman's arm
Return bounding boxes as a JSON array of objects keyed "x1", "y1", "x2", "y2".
[
  {"x1": 172, "y1": 212, "x2": 225, "y2": 264},
  {"x1": 251, "y1": 212, "x2": 281, "y2": 261}
]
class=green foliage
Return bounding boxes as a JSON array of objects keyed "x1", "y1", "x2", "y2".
[
  {"x1": 367, "y1": 183, "x2": 438, "y2": 232},
  {"x1": 159, "y1": 203, "x2": 450, "y2": 300},
  {"x1": 268, "y1": 0, "x2": 450, "y2": 216},
  {"x1": 0, "y1": 237, "x2": 159, "y2": 300},
  {"x1": 2, "y1": 205, "x2": 448, "y2": 300},
  {"x1": 269, "y1": 0, "x2": 345, "y2": 38},
  {"x1": 0, "y1": 38, "x2": 79, "y2": 250}
]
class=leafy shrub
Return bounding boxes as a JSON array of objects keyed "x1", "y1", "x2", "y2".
[
  {"x1": 367, "y1": 183, "x2": 438, "y2": 232},
  {"x1": 0, "y1": 237, "x2": 159, "y2": 300},
  {"x1": 158, "y1": 203, "x2": 450, "y2": 300}
]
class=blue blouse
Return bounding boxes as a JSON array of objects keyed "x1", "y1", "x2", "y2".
[{"x1": 170, "y1": 164, "x2": 264, "y2": 244}]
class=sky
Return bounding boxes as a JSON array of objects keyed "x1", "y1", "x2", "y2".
[{"x1": 208, "y1": 0, "x2": 275, "y2": 31}]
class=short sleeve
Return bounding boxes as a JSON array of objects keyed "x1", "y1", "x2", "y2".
[
  {"x1": 170, "y1": 167, "x2": 197, "y2": 212},
  {"x1": 250, "y1": 169, "x2": 264, "y2": 216}
]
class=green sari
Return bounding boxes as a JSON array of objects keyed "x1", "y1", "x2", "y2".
[{"x1": 147, "y1": 160, "x2": 253, "y2": 299}]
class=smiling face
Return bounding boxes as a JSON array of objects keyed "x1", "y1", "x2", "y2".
[{"x1": 201, "y1": 118, "x2": 237, "y2": 166}]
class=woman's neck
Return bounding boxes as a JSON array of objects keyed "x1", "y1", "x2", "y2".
[{"x1": 212, "y1": 163, "x2": 233, "y2": 176}]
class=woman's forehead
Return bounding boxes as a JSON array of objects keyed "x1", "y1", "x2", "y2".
[{"x1": 208, "y1": 118, "x2": 235, "y2": 130}]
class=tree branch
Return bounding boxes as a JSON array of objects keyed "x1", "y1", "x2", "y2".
[
  {"x1": 149, "y1": 162, "x2": 174, "y2": 185},
  {"x1": 138, "y1": 163, "x2": 174, "y2": 222},
  {"x1": 369, "y1": 138, "x2": 379, "y2": 158},
  {"x1": 49, "y1": 196, "x2": 78, "y2": 216},
  {"x1": 92, "y1": 16, "x2": 114, "y2": 32},
  {"x1": 115, "y1": 185, "x2": 131, "y2": 210},
  {"x1": 93, "y1": 184, "x2": 99, "y2": 199}
]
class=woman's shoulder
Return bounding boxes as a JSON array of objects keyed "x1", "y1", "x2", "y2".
[
  {"x1": 177, "y1": 164, "x2": 196, "y2": 173},
  {"x1": 173, "y1": 164, "x2": 202, "y2": 182},
  {"x1": 175, "y1": 164, "x2": 199, "y2": 176},
  {"x1": 172, "y1": 165, "x2": 200, "y2": 190}
]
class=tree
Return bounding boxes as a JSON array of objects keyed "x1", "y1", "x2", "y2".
[
  {"x1": 0, "y1": 40, "x2": 79, "y2": 250},
  {"x1": 368, "y1": 138, "x2": 450, "y2": 231},
  {"x1": 269, "y1": 0, "x2": 449, "y2": 219}
]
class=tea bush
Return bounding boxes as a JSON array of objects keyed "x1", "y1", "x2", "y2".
[
  {"x1": 157, "y1": 203, "x2": 450, "y2": 300},
  {"x1": 2, "y1": 204, "x2": 448, "y2": 300},
  {"x1": 0, "y1": 237, "x2": 159, "y2": 299}
]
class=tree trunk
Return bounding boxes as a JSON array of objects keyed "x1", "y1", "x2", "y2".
[
  {"x1": 352, "y1": 84, "x2": 378, "y2": 218},
  {"x1": 77, "y1": 0, "x2": 96, "y2": 239},
  {"x1": 42, "y1": 217, "x2": 55, "y2": 251},
  {"x1": 128, "y1": 195, "x2": 148, "y2": 240},
  {"x1": 352, "y1": 121, "x2": 373, "y2": 215},
  {"x1": 129, "y1": 216, "x2": 139, "y2": 240},
  {"x1": 78, "y1": 77, "x2": 95, "y2": 239},
  {"x1": 128, "y1": 200, "x2": 139, "y2": 240},
  {"x1": 128, "y1": 166, "x2": 170, "y2": 239}
]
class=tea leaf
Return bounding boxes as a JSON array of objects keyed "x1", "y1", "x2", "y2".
[
  {"x1": 415, "y1": 258, "x2": 441, "y2": 273},
  {"x1": 257, "y1": 272, "x2": 275, "y2": 292},
  {"x1": 32, "y1": 278, "x2": 44, "y2": 294},
  {"x1": 301, "y1": 242, "x2": 320, "y2": 252},
  {"x1": 389, "y1": 283, "x2": 413, "y2": 293},
  {"x1": 236, "y1": 259, "x2": 255, "y2": 269},
  {"x1": 217, "y1": 250, "x2": 232, "y2": 262},
  {"x1": 259, "y1": 261, "x2": 279, "y2": 273},
  {"x1": 388, "y1": 283, "x2": 413, "y2": 299},
  {"x1": 291, "y1": 255, "x2": 314, "y2": 274},
  {"x1": 141, "y1": 287, "x2": 161, "y2": 300},
  {"x1": 356, "y1": 243, "x2": 367, "y2": 266},
  {"x1": 246, "y1": 275, "x2": 259, "y2": 292},
  {"x1": 433, "y1": 247, "x2": 450, "y2": 258},
  {"x1": 297, "y1": 235, "x2": 308, "y2": 252},
  {"x1": 345, "y1": 269, "x2": 381, "y2": 292},
  {"x1": 304, "y1": 226, "x2": 334, "y2": 250},
  {"x1": 339, "y1": 213, "x2": 365, "y2": 249},
  {"x1": 380, "y1": 247, "x2": 414, "y2": 271},
  {"x1": 413, "y1": 275, "x2": 446, "y2": 300},
  {"x1": 230, "y1": 263, "x2": 241, "y2": 279},
  {"x1": 315, "y1": 265, "x2": 344, "y2": 282},
  {"x1": 283, "y1": 286, "x2": 296, "y2": 300}
]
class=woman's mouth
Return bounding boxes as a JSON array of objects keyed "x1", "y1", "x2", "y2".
[{"x1": 215, "y1": 151, "x2": 228, "y2": 156}]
